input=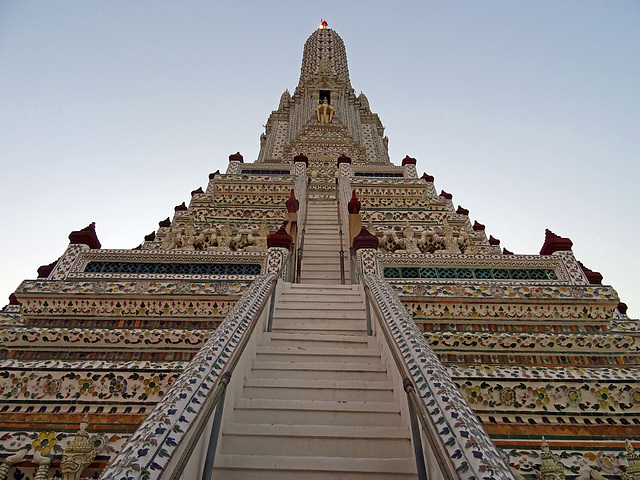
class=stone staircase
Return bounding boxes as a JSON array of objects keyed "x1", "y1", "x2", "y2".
[
  {"x1": 299, "y1": 199, "x2": 346, "y2": 285},
  {"x1": 212, "y1": 197, "x2": 417, "y2": 479}
]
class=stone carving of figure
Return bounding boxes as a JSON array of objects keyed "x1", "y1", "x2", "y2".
[
  {"x1": 178, "y1": 214, "x2": 197, "y2": 250},
  {"x1": 251, "y1": 219, "x2": 269, "y2": 251},
  {"x1": 33, "y1": 450, "x2": 51, "y2": 480},
  {"x1": 623, "y1": 439, "x2": 640, "y2": 480},
  {"x1": 0, "y1": 448, "x2": 27, "y2": 480},
  {"x1": 173, "y1": 227, "x2": 185, "y2": 249},
  {"x1": 441, "y1": 218, "x2": 461, "y2": 254},
  {"x1": 231, "y1": 229, "x2": 253, "y2": 251},
  {"x1": 458, "y1": 228, "x2": 478, "y2": 255},
  {"x1": 201, "y1": 225, "x2": 218, "y2": 250},
  {"x1": 402, "y1": 222, "x2": 421, "y2": 254},
  {"x1": 315, "y1": 98, "x2": 335, "y2": 123},
  {"x1": 380, "y1": 228, "x2": 401, "y2": 252},
  {"x1": 217, "y1": 220, "x2": 232, "y2": 251},
  {"x1": 55, "y1": 416, "x2": 106, "y2": 480},
  {"x1": 194, "y1": 230, "x2": 207, "y2": 250},
  {"x1": 576, "y1": 457, "x2": 607, "y2": 480},
  {"x1": 161, "y1": 229, "x2": 176, "y2": 250}
]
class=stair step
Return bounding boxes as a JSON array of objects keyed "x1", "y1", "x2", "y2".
[
  {"x1": 254, "y1": 346, "x2": 379, "y2": 364},
  {"x1": 214, "y1": 454, "x2": 416, "y2": 477},
  {"x1": 299, "y1": 278, "x2": 346, "y2": 285},
  {"x1": 252, "y1": 361, "x2": 388, "y2": 380},
  {"x1": 276, "y1": 295, "x2": 360, "y2": 306},
  {"x1": 278, "y1": 293, "x2": 361, "y2": 303},
  {"x1": 273, "y1": 310, "x2": 363, "y2": 320},
  {"x1": 305, "y1": 219, "x2": 338, "y2": 224},
  {"x1": 220, "y1": 424, "x2": 412, "y2": 457},
  {"x1": 272, "y1": 319, "x2": 364, "y2": 327},
  {"x1": 299, "y1": 273, "x2": 343, "y2": 281},
  {"x1": 272, "y1": 325, "x2": 366, "y2": 335},
  {"x1": 242, "y1": 386, "x2": 393, "y2": 402},
  {"x1": 304, "y1": 235, "x2": 340, "y2": 246},
  {"x1": 306, "y1": 224, "x2": 339, "y2": 229},
  {"x1": 211, "y1": 469, "x2": 415, "y2": 480},
  {"x1": 276, "y1": 300, "x2": 363, "y2": 309},
  {"x1": 303, "y1": 247, "x2": 342, "y2": 254},
  {"x1": 299, "y1": 264, "x2": 343, "y2": 273},
  {"x1": 305, "y1": 231, "x2": 339, "y2": 237},
  {"x1": 244, "y1": 377, "x2": 392, "y2": 389},
  {"x1": 264, "y1": 332, "x2": 371, "y2": 348},
  {"x1": 254, "y1": 353, "x2": 376, "y2": 364},
  {"x1": 284, "y1": 284, "x2": 359, "y2": 293},
  {"x1": 222, "y1": 422, "x2": 409, "y2": 438},
  {"x1": 232, "y1": 398, "x2": 404, "y2": 426},
  {"x1": 302, "y1": 256, "x2": 340, "y2": 268}
]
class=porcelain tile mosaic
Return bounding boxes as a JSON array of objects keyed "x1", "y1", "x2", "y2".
[
  {"x1": 98, "y1": 273, "x2": 276, "y2": 480},
  {"x1": 365, "y1": 274, "x2": 514, "y2": 480}
]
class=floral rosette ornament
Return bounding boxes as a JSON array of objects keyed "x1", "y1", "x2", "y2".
[
  {"x1": 109, "y1": 376, "x2": 127, "y2": 396},
  {"x1": 32, "y1": 431, "x2": 56, "y2": 454},
  {"x1": 40, "y1": 377, "x2": 61, "y2": 396}
]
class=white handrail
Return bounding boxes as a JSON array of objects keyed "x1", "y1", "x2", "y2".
[{"x1": 364, "y1": 274, "x2": 515, "y2": 480}]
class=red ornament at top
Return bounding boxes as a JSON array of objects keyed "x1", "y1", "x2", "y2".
[
  {"x1": 348, "y1": 190, "x2": 361, "y2": 214},
  {"x1": 229, "y1": 152, "x2": 244, "y2": 163},
  {"x1": 285, "y1": 189, "x2": 299, "y2": 213},
  {"x1": 267, "y1": 224, "x2": 294, "y2": 251},
  {"x1": 539, "y1": 229, "x2": 573, "y2": 255},
  {"x1": 68, "y1": 222, "x2": 101, "y2": 249},
  {"x1": 353, "y1": 226, "x2": 379, "y2": 251}
]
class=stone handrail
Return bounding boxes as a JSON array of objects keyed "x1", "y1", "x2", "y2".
[
  {"x1": 364, "y1": 274, "x2": 514, "y2": 480},
  {"x1": 98, "y1": 273, "x2": 277, "y2": 480}
]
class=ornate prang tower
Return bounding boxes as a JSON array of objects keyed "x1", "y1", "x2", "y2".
[
  {"x1": 257, "y1": 26, "x2": 389, "y2": 169},
  {"x1": 0, "y1": 25, "x2": 638, "y2": 480}
]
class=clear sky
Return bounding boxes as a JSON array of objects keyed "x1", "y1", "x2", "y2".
[{"x1": 1, "y1": 1, "x2": 638, "y2": 316}]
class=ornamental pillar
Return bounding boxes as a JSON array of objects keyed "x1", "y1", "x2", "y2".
[
  {"x1": 353, "y1": 226, "x2": 379, "y2": 278},
  {"x1": 266, "y1": 225, "x2": 293, "y2": 279},
  {"x1": 226, "y1": 151, "x2": 244, "y2": 174},
  {"x1": 337, "y1": 154, "x2": 352, "y2": 177},
  {"x1": 401, "y1": 155, "x2": 417, "y2": 178},
  {"x1": 347, "y1": 190, "x2": 362, "y2": 246}
]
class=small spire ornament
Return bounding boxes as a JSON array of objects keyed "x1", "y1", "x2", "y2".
[
  {"x1": 622, "y1": 440, "x2": 640, "y2": 480},
  {"x1": 536, "y1": 437, "x2": 566, "y2": 480}
]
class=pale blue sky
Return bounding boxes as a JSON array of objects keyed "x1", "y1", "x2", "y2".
[{"x1": 1, "y1": 1, "x2": 638, "y2": 315}]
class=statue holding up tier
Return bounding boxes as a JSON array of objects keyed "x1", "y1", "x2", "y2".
[
  {"x1": 442, "y1": 218, "x2": 461, "y2": 254},
  {"x1": 402, "y1": 222, "x2": 421, "y2": 254},
  {"x1": 55, "y1": 416, "x2": 106, "y2": 480},
  {"x1": 315, "y1": 98, "x2": 335, "y2": 123}
]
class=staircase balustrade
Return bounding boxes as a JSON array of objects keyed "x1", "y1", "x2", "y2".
[
  {"x1": 292, "y1": 168, "x2": 308, "y2": 283},
  {"x1": 99, "y1": 273, "x2": 278, "y2": 480},
  {"x1": 337, "y1": 175, "x2": 353, "y2": 284},
  {"x1": 336, "y1": 177, "x2": 347, "y2": 284},
  {"x1": 363, "y1": 274, "x2": 515, "y2": 480},
  {"x1": 295, "y1": 177, "x2": 311, "y2": 283}
]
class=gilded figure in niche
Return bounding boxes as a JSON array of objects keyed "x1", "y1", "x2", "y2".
[{"x1": 315, "y1": 98, "x2": 335, "y2": 123}]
